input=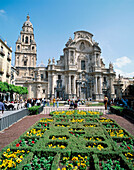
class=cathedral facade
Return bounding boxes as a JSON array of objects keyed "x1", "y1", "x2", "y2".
[{"x1": 15, "y1": 15, "x2": 116, "y2": 101}]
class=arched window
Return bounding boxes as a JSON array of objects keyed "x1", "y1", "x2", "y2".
[
  {"x1": 22, "y1": 35, "x2": 24, "y2": 42},
  {"x1": 17, "y1": 45, "x2": 20, "y2": 50},
  {"x1": 32, "y1": 46, "x2": 34, "y2": 50},
  {"x1": 25, "y1": 36, "x2": 28, "y2": 43}
]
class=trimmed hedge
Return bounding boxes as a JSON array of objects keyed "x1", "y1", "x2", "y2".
[
  {"x1": 0, "y1": 111, "x2": 134, "y2": 169},
  {"x1": 28, "y1": 106, "x2": 43, "y2": 115}
]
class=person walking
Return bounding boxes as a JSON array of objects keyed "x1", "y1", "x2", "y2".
[
  {"x1": 0, "y1": 99, "x2": 5, "y2": 117},
  {"x1": 56, "y1": 98, "x2": 59, "y2": 108},
  {"x1": 47, "y1": 98, "x2": 50, "y2": 106},
  {"x1": 53, "y1": 98, "x2": 56, "y2": 107},
  {"x1": 104, "y1": 95, "x2": 108, "y2": 110}
]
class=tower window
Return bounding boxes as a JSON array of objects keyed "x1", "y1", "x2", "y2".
[
  {"x1": 17, "y1": 45, "x2": 20, "y2": 50},
  {"x1": 30, "y1": 36, "x2": 32, "y2": 43},
  {"x1": 22, "y1": 35, "x2": 24, "y2": 42},
  {"x1": 81, "y1": 60, "x2": 85, "y2": 70},
  {"x1": 41, "y1": 74, "x2": 44, "y2": 80},
  {"x1": 32, "y1": 46, "x2": 34, "y2": 50},
  {"x1": 25, "y1": 36, "x2": 28, "y2": 43}
]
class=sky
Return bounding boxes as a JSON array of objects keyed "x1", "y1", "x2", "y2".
[{"x1": 0, "y1": 0, "x2": 134, "y2": 78}]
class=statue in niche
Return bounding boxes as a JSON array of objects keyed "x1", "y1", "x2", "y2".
[
  {"x1": 52, "y1": 57, "x2": 55, "y2": 64},
  {"x1": 79, "y1": 42, "x2": 85, "y2": 51},
  {"x1": 48, "y1": 58, "x2": 51, "y2": 64},
  {"x1": 70, "y1": 56, "x2": 74, "y2": 64}
]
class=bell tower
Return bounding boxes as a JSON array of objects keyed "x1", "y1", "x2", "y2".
[{"x1": 15, "y1": 15, "x2": 37, "y2": 85}]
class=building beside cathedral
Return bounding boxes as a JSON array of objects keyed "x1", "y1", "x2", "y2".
[{"x1": 15, "y1": 15, "x2": 117, "y2": 101}]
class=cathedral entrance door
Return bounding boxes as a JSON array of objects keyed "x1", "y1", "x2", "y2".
[{"x1": 81, "y1": 87, "x2": 87, "y2": 99}]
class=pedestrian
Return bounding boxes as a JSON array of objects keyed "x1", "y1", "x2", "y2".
[
  {"x1": 31, "y1": 98, "x2": 34, "y2": 106},
  {"x1": 47, "y1": 98, "x2": 50, "y2": 106},
  {"x1": 36, "y1": 98, "x2": 41, "y2": 106},
  {"x1": 53, "y1": 98, "x2": 56, "y2": 107},
  {"x1": 104, "y1": 95, "x2": 108, "y2": 110},
  {"x1": 0, "y1": 99, "x2": 5, "y2": 117},
  {"x1": 56, "y1": 98, "x2": 59, "y2": 108},
  {"x1": 43, "y1": 98, "x2": 46, "y2": 107}
]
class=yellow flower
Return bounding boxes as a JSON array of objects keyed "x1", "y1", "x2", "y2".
[{"x1": 7, "y1": 148, "x2": 10, "y2": 152}]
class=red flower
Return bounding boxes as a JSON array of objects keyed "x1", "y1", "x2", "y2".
[
  {"x1": 112, "y1": 125, "x2": 114, "y2": 127},
  {"x1": 127, "y1": 146, "x2": 130, "y2": 150},
  {"x1": 19, "y1": 140, "x2": 22, "y2": 143},
  {"x1": 32, "y1": 141, "x2": 35, "y2": 144},
  {"x1": 45, "y1": 124, "x2": 47, "y2": 126},
  {"x1": 16, "y1": 143, "x2": 20, "y2": 147},
  {"x1": 70, "y1": 132, "x2": 73, "y2": 134},
  {"x1": 99, "y1": 163, "x2": 101, "y2": 166}
]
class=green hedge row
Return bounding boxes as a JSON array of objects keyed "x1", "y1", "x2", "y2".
[{"x1": 0, "y1": 112, "x2": 134, "y2": 169}]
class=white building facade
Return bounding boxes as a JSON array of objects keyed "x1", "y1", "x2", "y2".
[{"x1": 15, "y1": 15, "x2": 116, "y2": 101}]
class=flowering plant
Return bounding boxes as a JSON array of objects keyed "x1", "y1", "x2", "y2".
[
  {"x1": 107, "y1": 129, "x2": 129, "y2": 138},
  {"x1": 25, "y1": 128, "x2": 47, "y2": 137},
  {"x1": 15, "y1": 138, "x2": 38, "y2": 147},
  {"x1": 50, "y1": 136, "x2": 68, "y2": 140},
  {"x1": 23, "y1": 154, "x2": 54, "y2": 170},
  {"x1": 57, "y1": 154, "x2": 90, "y2": 170},
  {"x1": 0, "y1": 149, "x2": 29, "y2": 169}
]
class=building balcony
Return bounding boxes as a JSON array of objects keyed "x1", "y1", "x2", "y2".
[
  {"x1": 0, "y1": 49, "x2": 5, "y2": 56},
  {"x1": 7, "y1": 55, "x2": 11, "y2": 61}
]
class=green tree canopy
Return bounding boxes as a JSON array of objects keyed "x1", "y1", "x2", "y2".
[{"x1": 0, "y1": 81, "x2": 28, "y2": 95}]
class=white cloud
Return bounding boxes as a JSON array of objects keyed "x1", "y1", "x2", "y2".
[
  {"x1": 0, "y1": 9, "x2": 6, "y2": 14},
  {"x1": 115, "y1": 68, "x2": 134, "y2": 78},
  {"x1": 114, "y1": 56, "x2": 131, "y2": 68}
]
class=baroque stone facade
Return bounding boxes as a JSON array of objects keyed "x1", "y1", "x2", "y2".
[{"x1": 15, "y1": 15, "x2": 116, "y2": 101}]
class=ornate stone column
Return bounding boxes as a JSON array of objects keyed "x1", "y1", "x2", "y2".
[
  {"x1": 69, "y1": 75, "x2": 71, "y2": 95},
  {"x1": 95, "y1": 76, "x2": 98, "y2": 94},
  {"x1": 51, "y1": 73, "x2": 54, "y2": 98},
  {"x1": 99, "y1": 76, "x2": 102, "y2": 94},
  {"x1": 73, "y1": 76, "x2": 76, "y2": 96}
]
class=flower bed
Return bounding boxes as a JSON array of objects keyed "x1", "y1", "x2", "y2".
[
  {"x1": 102, "y1": 123, "x2": 119, "y2": 129},
  {"x1": 113, "y1": 138, "x2": 134, "y2": 151},
  {"x1": 96, "y1": 153, "x2": 130, "y2": 170},
  {"x1": 106, "y1": 129, "x2": 130, "y2": 138},
  {"x1": 1, "y1": 112, "x2": 134, "y2": 169},
  {"x1": 49, "y1": 135, "x2": 69, "y2": 140},
  {"x1": 0, "y1": 149, "x2": 30, "y2": 169},
  {"x1": 24, "y1": 128, "x2": 47, "y2": 137},
  {"x1": 84, "y1": 136, "x2": 105, "y2": 141},
  {"x1": 57, "y1": 154, "x2": 91, "y2": 170}
]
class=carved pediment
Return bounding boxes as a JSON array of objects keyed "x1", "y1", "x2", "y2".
[{"x1": 78, "y1": 54, "x2": 88, "y2": 61}]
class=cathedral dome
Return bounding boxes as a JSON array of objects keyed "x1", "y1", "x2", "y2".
[{"x1": 23, "y1": 15, "x2": 33, "y2": 28}]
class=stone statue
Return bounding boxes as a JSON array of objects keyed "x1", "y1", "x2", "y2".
[
  {"x1": 109, "y1": 62, "x2": 113, "y2": 69},
  {"x1": 52, "y1": 57, "x2": 55, "y2": 64},
  {"x1": 48, "y1": 58, "x2": 51, "y2": 64}
]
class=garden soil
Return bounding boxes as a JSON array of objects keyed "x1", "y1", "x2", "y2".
[{"x1": 0, "y1": 113, "x2": 134, "y2": 151}]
